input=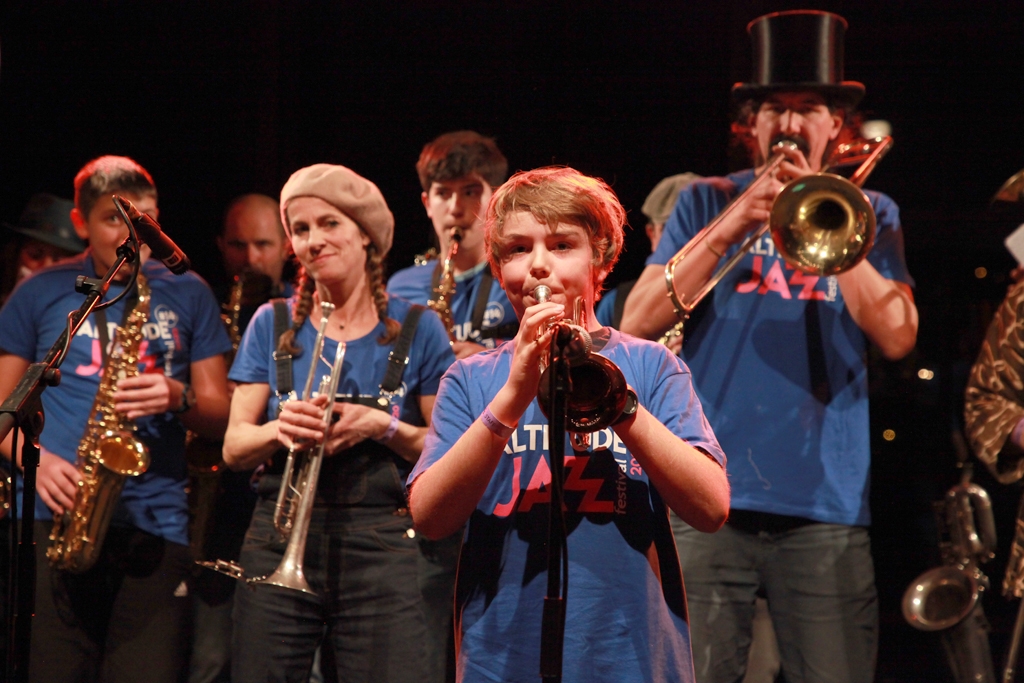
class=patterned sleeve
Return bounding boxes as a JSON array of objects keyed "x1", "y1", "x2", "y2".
[{"x1": 965, "y1": 281, "x2": 1024, "y2": 483}]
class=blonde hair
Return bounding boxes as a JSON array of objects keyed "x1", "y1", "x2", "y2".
[{"x1": 485, "y1": 167, "x2": 625, "y2": 292}]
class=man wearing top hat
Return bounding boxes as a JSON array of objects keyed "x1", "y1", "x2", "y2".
[{"x1": 620, "y1": 11, "x2": 917, "y2": 683}]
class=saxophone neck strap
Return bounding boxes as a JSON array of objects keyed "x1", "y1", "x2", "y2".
[
  {"x1": 469, "y1": 269, "x2": 492, "y2": 335},
  {"x1": 94, "y1": 280, "x2": 141, "y2": 366},
  {"x1": 475, "y1": 268, "x2": 520, "y2": 341},
  {"x1": 469, "y1": 269, "x2": 520, "y2": 342},
  {"x1": 612, "y1": 280, "x2": 637, "y2": 330}
]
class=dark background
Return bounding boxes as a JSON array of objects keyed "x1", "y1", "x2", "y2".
[{"x1": 2, "y1": 1, "x2": 1023, "y2": 680}]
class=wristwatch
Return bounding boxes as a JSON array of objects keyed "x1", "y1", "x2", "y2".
[
  {"x1": 613, "y1": 388, "x2": 639, "y2": 425},
  {"x1": 173, "y1": 382, "x2": 196, "y2": 414}
]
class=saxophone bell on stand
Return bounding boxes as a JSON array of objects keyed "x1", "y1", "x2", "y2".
[{"x1": 903, "y1": 461, "x2": 998, "y2": 683}]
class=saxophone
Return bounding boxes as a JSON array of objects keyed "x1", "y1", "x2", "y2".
[
  {"x1": 427, "y1": 227, "x2": 462, "y2": 342},
  {"x1": 48, "y1": 273, "x2": 152, "y2": 573},
  {"x1": 184, "y1": 272, "x2": 264, "y2": 559}
]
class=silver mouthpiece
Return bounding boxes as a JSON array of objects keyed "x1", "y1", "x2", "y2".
[{"x1": 533, "y1": 285, "x2": 552, "y2": 303}]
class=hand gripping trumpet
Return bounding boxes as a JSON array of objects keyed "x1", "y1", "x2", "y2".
[
  {"x1": 199, "y1": 301, "x2": 345, "y2": 595},
  {"x1": 533, "y1": 286, "x2": 629, "y2": 449},
  {"x1": 659, "y1": 135, "x2": 893, "y2": 343}
]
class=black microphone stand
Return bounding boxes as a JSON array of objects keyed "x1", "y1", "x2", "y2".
[
  {"x1": 540, "y1": 326, "x2": 573, "y2": 682},
  {"x1": 0, "y1": 199, "x2": 142, "y2": 683}
]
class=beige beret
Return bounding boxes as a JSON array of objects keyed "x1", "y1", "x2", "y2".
[
  {"x1": 279, "y1": 164, "x2": 394, "y2": 256},
  {"x1": 641, "y1": 172, "x2": 703, "y2": 226}
]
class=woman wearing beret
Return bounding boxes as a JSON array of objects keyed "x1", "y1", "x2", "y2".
[{"x1": 223, "y1": 164, "x2": 455, "y2": 682}]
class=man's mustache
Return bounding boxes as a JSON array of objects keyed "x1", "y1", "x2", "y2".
[{"x1": 770, "y1": 134, "x2": 810, "y2": 157}]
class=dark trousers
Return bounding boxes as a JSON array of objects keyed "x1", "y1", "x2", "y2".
[
  {"x1": 674, "y1": 513, "x2": 878, "y2": 683},
  {"x1": 29, "y1": 521, "x2": 193, "y2": 683},
  {"x1": 231, "y1": 501, "x2": 428, "y2": 683},
  {"x1": 417, "y1": 531, "x2": 461, "y2": 683}
]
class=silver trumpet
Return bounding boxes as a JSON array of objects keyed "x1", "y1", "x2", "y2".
[
  {"x1": 200, "y1": 301, "x2": 345, "y2": 595},
  {"x1": 256, "y1": 339, "x2": 346, "y2": 594}
]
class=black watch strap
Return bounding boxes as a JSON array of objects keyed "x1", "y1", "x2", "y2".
[
  {"x1": 174, "y1": 382, "x2": 196, "y2": 414},
  {"x1": 613, "y1": 388, "x2": 639, "y2": 425}
]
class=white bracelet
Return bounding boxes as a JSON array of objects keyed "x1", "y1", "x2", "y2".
[{"x1": 375, "y1": 413, "x2": 400, "y2": 444}]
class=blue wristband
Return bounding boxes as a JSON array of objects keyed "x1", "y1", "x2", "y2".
[{"x1": 481, "y1": 406, "x2": 516, "y2": 440}]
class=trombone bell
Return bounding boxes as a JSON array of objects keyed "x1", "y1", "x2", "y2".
[{"x1": 769, "y1": 173, "x2": 876, "y2": 276}]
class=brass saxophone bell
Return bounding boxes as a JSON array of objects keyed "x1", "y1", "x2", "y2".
[{"x1": 96, "y1": 431, "x2": 150, "y2": 477}]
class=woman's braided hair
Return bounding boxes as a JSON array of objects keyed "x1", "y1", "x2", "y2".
[{"x1": 274, "y1": 244, "x2": 399, "y2": 358}]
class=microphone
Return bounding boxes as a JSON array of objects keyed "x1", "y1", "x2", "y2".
[{"x1": 114, "y1": 195, "x2": 191, "y2": 275}]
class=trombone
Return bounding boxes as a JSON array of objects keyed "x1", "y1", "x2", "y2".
[{"x1": 660, "y1": 135, "x2": 893, "y2": 343}]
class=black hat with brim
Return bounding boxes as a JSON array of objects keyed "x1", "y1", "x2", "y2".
[
  {"x1": 731, "y1": 10, "x2": 865, "y2": 109},
  {"x1": 3, "y1": 193, "x2": 86, "y2": 254}
]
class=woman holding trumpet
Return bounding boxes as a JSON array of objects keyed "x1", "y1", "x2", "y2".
[{"x1": 223, "y1": 164, "x2": 454, "y2": 682}]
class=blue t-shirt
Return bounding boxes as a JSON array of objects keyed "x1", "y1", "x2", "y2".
[
  {"x1": 409, "y1": 330, "x2": 724, "y2": 683},
  {"x1": 647, "y1": 170, "x2": 914, "y2": 526},
  {"x1": 0, "y1": 253, "x2": 232, "y2": 545},
  {"x1": 230, "y1": 296, "x2": 454, "y2": 497},
  {"x1": 387, "y1": 260, "x2": 518, "y2": 347}
]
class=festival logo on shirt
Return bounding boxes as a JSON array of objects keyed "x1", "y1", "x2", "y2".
[
  {"x1": 489, "y1": 423, "x2": 644, "y2": 518},
  {"x1": 456, "y1": 300, "x2": 508, "y2": 348},
  {"x1": 733, "y1": 234, "x2": 838, "y2": 302},
  {"x1": 73, "y1": 302, "x2": 183, "y2": 377},
  {"x1": 483, "y1": 301, "x2": 506, "y2": 328}
]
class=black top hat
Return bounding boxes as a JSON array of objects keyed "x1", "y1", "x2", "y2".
[
  {"x1": 732, "y1": 10, "x2": 865, "y2": 108},
  {"x1": 3, "y1": 193, "x2": 85, "y2": 254}
]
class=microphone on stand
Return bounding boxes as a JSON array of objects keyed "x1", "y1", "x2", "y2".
[{"x1": 114, "y1": 195, "x2": 191, "y2": 274}]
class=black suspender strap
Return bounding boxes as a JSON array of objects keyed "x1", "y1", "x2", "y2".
[
  {"x1": 381, "y1": 305, "x2": 425, "y2": 395},
  {"x1": 271, "y1": 299, "x2": 293, "y2": 398},
  {"x1": 611, "y1": 280, "x2": 637, "y2": 330}
]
